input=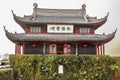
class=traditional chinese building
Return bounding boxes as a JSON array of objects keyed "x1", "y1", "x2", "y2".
[{"x1": 4, "y1": 3, "x2": 116, "y2": 55}]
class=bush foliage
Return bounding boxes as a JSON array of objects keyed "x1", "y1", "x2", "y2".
[
  {"x1": 0, "y1": 68, "x2": 13, "y2": 80},
  {"x1": 9, "y1": 55, "x2": 120, "y2": 80}
]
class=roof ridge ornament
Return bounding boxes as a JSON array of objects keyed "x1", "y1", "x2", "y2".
[
  {"x1": 114, "y1": 28, "x2": 117, "y2": 34},
  {"x1": 82, "y1": 4, "x2": 86, "y2": 10},
  {"x1": 107, "y1": 12, "x2": 109, "y2": 18},
  {"x1": 3, "y1": 26, "x2": 9, "y2": 34},
  {"x1": 32, "y1": 3, "x2": 38, "y2": 20},
  {"x1": 3, "y1": 26, "x2": 6, "y2": 32},
  {"x1": 33, "y1": 3, "x2": 38, "y2": 8},
  {"x1": 11, "y1": 10, "x2": 16, "y2": 16},
  {"x1": 82, "y1": 4, "x2": 87, "y2": 21}
]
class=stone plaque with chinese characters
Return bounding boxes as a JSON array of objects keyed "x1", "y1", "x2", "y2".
[
  {"x1": 58, "y1": 65, "x2": 64, "y2": 74},
  {"x1": 47, "y1": 24, "x2": 73, "y2": 33}
]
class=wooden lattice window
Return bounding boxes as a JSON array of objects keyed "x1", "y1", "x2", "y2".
[
  {"x1": 80, "y1": 28, "x2": 90, "y2": 34},
  {"x1": 30, "y1": 27, "x2": 41, "y2": 33}
]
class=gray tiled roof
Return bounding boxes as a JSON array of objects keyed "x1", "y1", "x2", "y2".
[
  {"x1": 35, "y1": 8, "x2": 84, "y2": 17},
  {"x1": 23, "y1": 15, "x2": 86, "y2": 24},
  {"x1": 5, "y1": 27, "x2": 116, "y2": 44},
  {"x1": 13, "y1": 14, "x2": 108, "y2": 26},
  {"x1": 12, "y1": 5, "x2": 108, "y2": 25}
]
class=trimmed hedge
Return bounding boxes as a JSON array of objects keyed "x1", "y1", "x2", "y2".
[
  {"x1": 112, "y1": 57, "x2": 120, "y2": 80},
  {"x1": 9, "y1": 55, "x2": 120, "y2": 80},
  {"x1": 0, "y1": 68, "x2": 13, "y2": 80}
]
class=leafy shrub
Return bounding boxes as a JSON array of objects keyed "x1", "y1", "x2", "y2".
[
  {"x1": 110, "y1": 57, "x2": 120, "y2": 80},
  {"x1": 0, "y1": 68, "x2": 13, "y2": 80},
  {"x1": 9, "y1": 55, "x2": 120, "y2": 80}
]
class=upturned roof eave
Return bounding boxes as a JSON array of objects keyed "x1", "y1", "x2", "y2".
[{"x1": 4, "y1": 26, "x2": 116, "y2": 44}]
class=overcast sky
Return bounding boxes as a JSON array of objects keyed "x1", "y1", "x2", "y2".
[{"x1": 0, "y1": 0, "x2": 120, "y2": 56}]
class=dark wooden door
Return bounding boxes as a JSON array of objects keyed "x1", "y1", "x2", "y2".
[{"x1": 57, "y1": 44, "x2": 63, "y2": 54}]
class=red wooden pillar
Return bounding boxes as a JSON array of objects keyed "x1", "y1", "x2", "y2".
[
  {"x1": 22, "y1": 44, "x2": 25, "y2": 55},
  {"x1": 15, "y1": 44, "x2": 21, "y2": 54},
  {"x1": 103, "y1": 44, "x2": 105, "y2": 55},
  {"x1": 98, "y1": 45, "x2": 99, "y2": 55},
  {"x1": 96, "y1": 44, "x2": 98, "y2": 55},
  {"x1": 100, "y1": 45, "x2": 103, "y2": 55}
]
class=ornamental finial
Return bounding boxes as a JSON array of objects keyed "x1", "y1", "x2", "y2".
[
  {"x1": 33, "y1": 3, "x2": 38, "y2": 9},
  {"x1": 32, "y1": 3, "x2": 38, "y2": 20},
  {"x1": 82, "y1": 4, "x2": 86, "y2": 9},
  {"x1": 82, "y1": 0, "x2": 86, "y2": 9}
]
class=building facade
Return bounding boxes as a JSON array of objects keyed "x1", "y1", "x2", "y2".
[{"x1": 4, "y1": 3, "x2": 116, "y2": 55}]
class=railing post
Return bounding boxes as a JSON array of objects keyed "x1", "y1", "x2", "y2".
[
  {"x1": 76, "y1": 44, "x2": 78, "y2": 56},
  {"x1": 43, "y1": 43, "x2": 46, "y2": 55}
]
